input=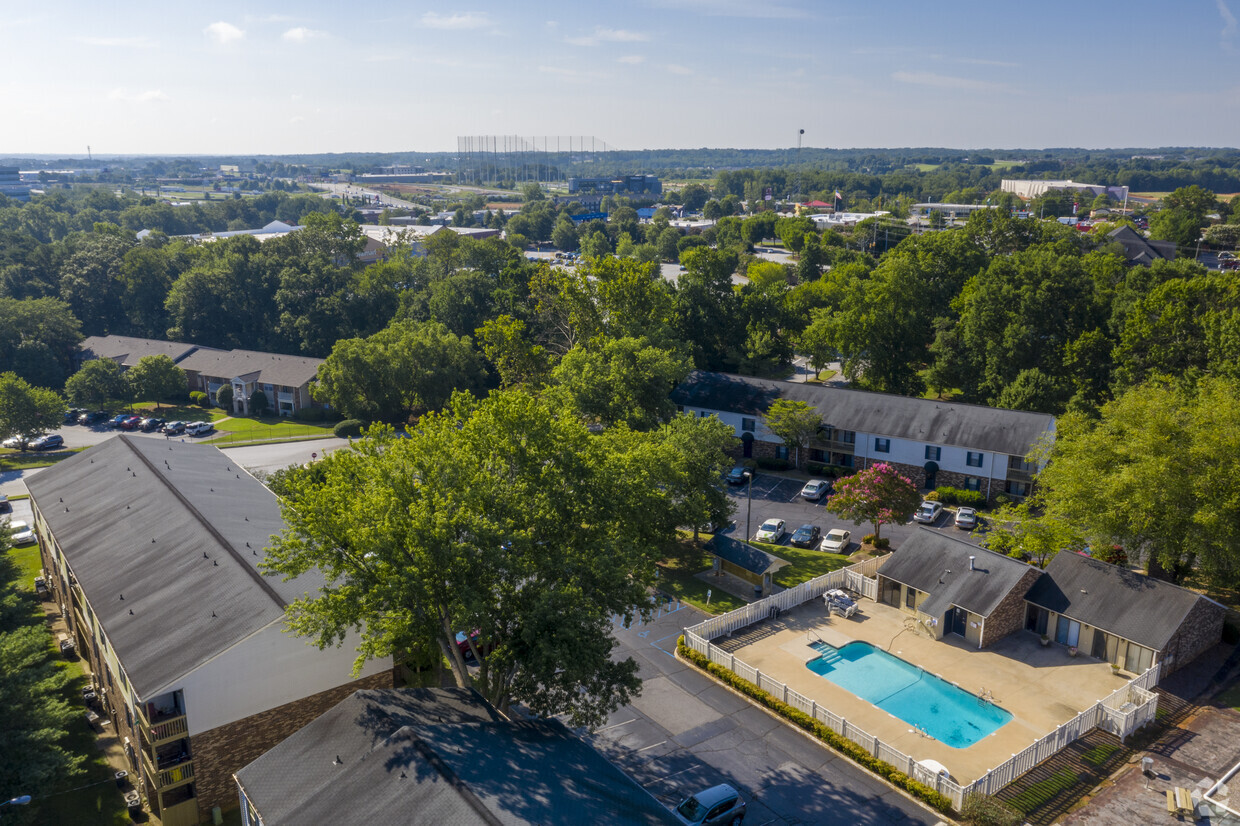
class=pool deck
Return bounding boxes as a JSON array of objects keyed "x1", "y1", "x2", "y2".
[{"x1": 716, "y1": 597, "x2": 1130, "y2": 784}]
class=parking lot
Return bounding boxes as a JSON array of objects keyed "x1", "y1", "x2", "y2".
[
  {"x1": 722, "y1": 472, "x2": 987, "y2": 553},
  {"x1": 587, "y1": 601, "x2": 940, "y2": 825}
]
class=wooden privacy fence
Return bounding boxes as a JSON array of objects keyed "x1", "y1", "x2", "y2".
[{"x1": 682, "y1": 556, "x2": 1161, "y2": 811}]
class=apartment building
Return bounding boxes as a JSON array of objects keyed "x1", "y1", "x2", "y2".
[
  {"x1": 671, "y1": 371, "x2": 1056, "y2": 503},
  {"x1": 27, "y1": 436, "x2": 392, "y2": 825}
]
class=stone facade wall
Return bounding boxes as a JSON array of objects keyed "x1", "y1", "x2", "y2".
[
  {"x1": 981, "y1": 567, "x2": 1042, "y2": 648},
  {"x1": 857, "y1": 457, "x2": 1007, "y2": 505},
  {"x1": 1158, "y1": 597, "x2": 1226, "y2": 676},
  {"x1": 189, "y1": 668, "x2": 395, "y2": 821}
]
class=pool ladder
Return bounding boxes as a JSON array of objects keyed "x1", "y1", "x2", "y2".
[{"x1": 978, "y1": 687, "x2": 995, "y2": 706}]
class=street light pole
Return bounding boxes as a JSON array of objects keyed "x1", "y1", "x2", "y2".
[
  {"x1": 0, "y1": 795, "x2": 32, "y2": 816},
  {"x1": 744, "y1": 470, "x2": 754, "y2": 541}
]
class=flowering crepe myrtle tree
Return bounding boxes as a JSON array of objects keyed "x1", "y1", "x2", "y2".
[{"x1": 825, "y1": 462, "x2": 921, "y2": 541}]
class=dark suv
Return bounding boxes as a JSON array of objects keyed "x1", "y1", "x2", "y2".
[{"x1": 673, "y1": 784, "x2": 745, "y2": 825}]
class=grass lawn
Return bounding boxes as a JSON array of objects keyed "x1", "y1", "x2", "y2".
[
  {"x1": 1, "y1": 446, "x2": 89, "y2": 471},
  {"x1": 658, "y1": 539, "x2": 747, "y2": 614},
  {"x1": 749, "y1": 540, "x2": 851, "y2": 588},
  {"x1": 209, "y1": 415, "x2": 335, "y2": 445},
  {"x1": 3, "y1": 544, "x2": 130, "y2": 825},
  {"x1": 1215, "y1": 680, "x2": 1240, "y2": 711},
  {"x1": 128, "y1": 401, "x2": 227, "y2": 422}
]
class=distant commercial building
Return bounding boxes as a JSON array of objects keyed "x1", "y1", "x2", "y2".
[
  {"x1": 1001, "y1": 179, "x2": 1128, "y2": 202},
  {"x1": 0, "y1": 166, "x2": 31, "y2": 201},
  {"x1": 568, "y1": 174, "x2": 662, "y2": 197}
]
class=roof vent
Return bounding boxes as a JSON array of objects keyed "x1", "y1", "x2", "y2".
[
  {"x1": 119, "y1": 593, "x2": 124, "y2": 600},
  {"x1": 151, "y1": 538, "x2": 156, "y2": 543},
  {"x1": 213, "y1": 560, "x2": 218, "y2": 566},
  {"x1": 129, "y1": 609, "x2": 133, "y2": 615},
  {"x1": 1080, "y1": 589, "x2": 1088, "y2": 594},
  {"x1": 969, "y1": 555, "x2": 976, "y2": 571},
  {"x1": 203, "y1": 552, "x2": 209, "y2": 559},
  {"x1": 400, "y1": 771, "x2": 407, "y2": 779},
  {"x1": 211, "y1": 610, "x2": 217, "y2": 618},
  {"x1": 59, "y1": 498, "x2": 63, "y2": 503},
  {"x1": 334, "y1": 755, "x2": 343, "y2": 765}
]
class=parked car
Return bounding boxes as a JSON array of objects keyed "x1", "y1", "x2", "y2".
[
  {"x1": 185, "y1": 421, "x2": 214, "y2": 436},
  {"x1": 163, "y1": 421, "x2": 187, "y2": 435},
  {"x1": 0, "y1": 494, "x2": 9, "y2": 513},
  {"x1": 79, "y1": 410, "x2": 107, "y2": 425},
  {"x1": 819, "y1": 528, "x2": 852, "y2": 553},
  {"x1": 754, "y1": 518, "x2": 785, "y2": 543},
  {"x1": 1, "y1": 434, "x2": 29, "y2": 450},
  {"x1": 672, "y1": 784, "x2": 746, "y2": 826},
  {"x1": 109, "y1": 414, "x2": 130, "y2": 428},
  {"x1": 139, "y1": 417, "x2": 165, "y2": 432},
  {"x1": 725, "y1": 465, "x2": 750, "y2": 486},
  {"x1": 913, "y1": 501, "x2": 943, "y2": 524},
  {"x1": 29, "y1": 434, "x2": 64, "y2": 451},
  {"x1": 800, "y1": 479, "x2": 831, "y2": 501},
  {"x1": 954, "y1": 507, "x2": 978, "y2": 530},
  {"x1": 7, "y1": 520, "x2": 34, "y2": 545},
  {"x1": 64, "y1": 407, "x2": 84, "y2": 423},
  {"x1": 790, "y1": 524, "x2": 821, "y2": 548},
  {"x1": 119, "y1": 415, "x2": 143, "y2": 430}
]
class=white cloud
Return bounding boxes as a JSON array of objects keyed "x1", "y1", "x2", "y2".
[
  {"x1": 665, "y1": 63, "x2": 693, "y2": 76},
  {"x1": 567, "y1": 26, "x2": 650, "y2": 46},
  {"x1": 282, "y1": 27, "x2": 324, "y2": 43},
  {"x1": 891, "y1": 71, "x2": 1006, "y2": 93},
  {"x1": 618, "y1": 54, "x2": 645, "y2": 64},
  {"x1": 954, "y1": 56, "x2": 1019, "y2": 68},
  {"x1": 1219, "y1": 0, "x2": 1238, "y2": 50},
  {"x1": 204, "y1": 21, "x2": 244, "y2": 45},
  {"x1": 648, "y1": 0, "x2": 807, "y2": 19},
  {"x1": 421, "y1": 11, "x2": 490, "y2": 30},
  {"x1": 108, "y1": 88, "x2": 169, "y2": 103}
]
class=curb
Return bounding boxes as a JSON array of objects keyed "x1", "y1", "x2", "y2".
[{"x1": 673, "y1": 645, "x2": 963, "y2": 824}]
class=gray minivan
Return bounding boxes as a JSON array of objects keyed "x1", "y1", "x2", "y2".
[{"x1": 672, "y1": 784, "x2": 745, "y2": 825}]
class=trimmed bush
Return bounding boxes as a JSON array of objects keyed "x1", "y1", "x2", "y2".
[
  {"x1": 934, "y1": 486, "x2": 986, "y2": 507},
  {"x1": 333, "y1": 419, "x2": 365, "y2": 439},
  {"x1": 862, "y1": 533, "x2": 877, "y2": 545},
  {"x1": 675, "y1": 637, "x2": 954, "y2": 814},
  {"x1": 215, "y1": 385, "x2": 233, "y2": 409},
  {"x1": 755, "y1": 457, "x2": 790, "y2": 471},
  {"x1": 874, "y1": 537, "x2": 891, "y2": 550},
  {"x1": 806, "y1": 462, "x2": 828, "y2": 476},
  {"x1": 924, "y1": 490, "x2": 941, "y2": 501},
  {"x1": 249, "y1": 388, "x2": 270, "y2": 417},
  {"x1": 190, "y1": 391, "x2": 209, "y2": 407},
  {"x1": 960, "y1": 793, "x2": 1023, "y2": 826}
]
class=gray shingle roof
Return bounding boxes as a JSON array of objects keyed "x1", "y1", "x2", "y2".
[
  {"x1": 25, "y1": 436, "x2": 324, "y2": 699},
  {"x1": 78, "y1": 335, "x2": 219, "y2": 368},
  {"x1": 1023, "y1": 553, "x2": 1208, "y2": 651},
  {"x1": 177, "y1": 348, "x2": 324, "y2": 388},
  {"x1": 878, "y1": 529, "x2": 1035, "y2": 618},
  {"x1": 234, "y1": 688, "x2": 681, "y2": 826},
  {"x1": 708, "y1": 534, "x2": 790, "y2": 576},
  {"x1": 671, "y1": 371, "x2": 1056, "y2": 456}
]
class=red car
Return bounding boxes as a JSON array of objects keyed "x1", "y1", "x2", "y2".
[{"x1": 119, "y1": 415, "x2": 143, "y2": 430}]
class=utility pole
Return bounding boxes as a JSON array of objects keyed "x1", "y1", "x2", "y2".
[{"x1": 795, "y1": 128, "x2": 805, "y2": 202}]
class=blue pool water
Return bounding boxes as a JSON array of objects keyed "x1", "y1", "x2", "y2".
[{"x1": 806, "y1": 641, "x2": 1012, "y2": 748}]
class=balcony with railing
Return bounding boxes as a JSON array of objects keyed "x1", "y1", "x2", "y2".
[
  {"x1": 141, "y1": 739, "x2": 194, "y2": 791},
  {"x1": 1006, "y1": 455, "x2": 1037, "y2": 483},
  {"x1": 137, "y1": 690, "x2": 187, "y2": 746}
]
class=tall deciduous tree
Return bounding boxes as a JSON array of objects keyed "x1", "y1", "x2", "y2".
[
  {"x1": 263, "y1": 390, "x2": 728, "y2": 726},
  {"x1": 553, "y1": 337, "x2": 691, "y2": 430},
  {"x1": 0, "y1": 373, "x2": 65, "y2": 440},
  {"x1": 764, "y1": 399, "x2": 821, "y2": 468},
  {"x1": 825, "y1": 462, "x2": 921, "y2": 541},
  {"x1": 64, "y1": 358, "x2": 129, "y2": 410},
  {"x1": 125, "y1": 355, "x2": 186, "y2": 409}
]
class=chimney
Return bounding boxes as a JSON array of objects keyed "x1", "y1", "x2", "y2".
[{"x1": 969, "y1": 555, "x2": 976, "y2": 571}]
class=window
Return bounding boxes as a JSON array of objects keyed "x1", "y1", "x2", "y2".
[
  {"x1": 904, "y1": 586, "x2": 916, "y2": 609},
  {"x1": 925, "y1": 446, "x2": 941, "y2": 461},
  {"x1": 964, "y1": 476, "x2": 981, "y2": 491},
  {"x1": 837, "y1": 429, "x2": 855, "y2": 445},
  {"x1": 874, "y1": 438, "x2": 890, "y2": 453},
  {"x1": 966, "y1": 451, "x2": 984, "y2": 468},
  {"x1": 839, "y1": 454, "x2": 854, "y2": 468},
  {"x1": 1006, "y1": 480, "x2": 1029, "y2": 497},
  {"x1": 774, "y1": 445, "x2": 789, "y2": 460},
  {"x1": 741, "y1": 417, "x2": 756, "y2": 432},
  {"x1": 1124, "y1": 642, "x2": 1154, "y2": 674}
]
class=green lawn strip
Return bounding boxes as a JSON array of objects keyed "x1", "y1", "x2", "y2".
[
  {"x1": 1215, "y1": 681, "x2": 1240, "y2": 711},
  {"x1": 1080, "y1": 743, "x2": 1119, "y2": 767},
  {"x1": 4, "y1": 546, "x2": 130, "y2": 824},
  {"x1": 1005, "y1": 769, "x2": 1080, "y2": 814},
  {"x1": 2, "y1": 446, "x2": 90, "y2": 471},
  {"x1": 210, "y1": 415, "x2": 334, "y2": 442},
  {"x1": 746, "y1": 540, "x2": 850, "y2": 588}
]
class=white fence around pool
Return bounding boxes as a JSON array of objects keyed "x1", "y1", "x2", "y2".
[{"x1": 682, "y1": 555, "x2": 1161, "y2": 811}]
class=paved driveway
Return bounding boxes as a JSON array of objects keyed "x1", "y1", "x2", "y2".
[
  {"x1": 590, "y1": 601, "x2": 942, "y2": 825},
  {"x1": 724, "y1": 472, "x2": 987, "y2": 553}
]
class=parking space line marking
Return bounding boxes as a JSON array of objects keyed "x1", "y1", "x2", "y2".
[
  {"x1": 651, "y1": 767, "x2": 695, "y2": 784},
  {"x1": 636, "y1": 740, "x2": 667, "y2": 752},
  {"x1": 595, "y1": 718, "x2": 636, "y2": 733}
]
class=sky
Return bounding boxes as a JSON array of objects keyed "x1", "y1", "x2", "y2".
[{"x1": 1, "y1": 0, "x2": 1238, "y2": 155}]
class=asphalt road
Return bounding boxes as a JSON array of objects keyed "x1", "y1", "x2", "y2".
[
  {"x1": 590, "y1": 601, "x2": 942, "y2": 825},
  {"x1": 723, "y1": 472, "x2": 988, "y2": 553}
]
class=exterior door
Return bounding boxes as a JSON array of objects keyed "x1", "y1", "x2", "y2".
[
  {"x1": 948, "y1": 606, "x2": 967, "y2": 637},
  {"x1": 1056, "y1": 617, "x2": 1080, "y2": 647}
]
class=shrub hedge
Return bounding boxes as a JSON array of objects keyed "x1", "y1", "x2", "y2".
[
  {"x1": 755, "y1": 457, "x2": 790, "y2": 471},
  {"x1": 806, "y1": 462, "x2": 856, "y2": 478},
  {"x1": 333, "y1": 419, "x2": 365, "y2": 438},
  {"x1": 190, "y1": 391, "x2": 209, "y2": 407},
  {"x1": 934, "y1": 487, "x2": 987, "y2": 507},
  {"x1": 676, "y1": 637, "x2": 954, "y2": 814}
]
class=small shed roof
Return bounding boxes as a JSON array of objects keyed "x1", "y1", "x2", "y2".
[
  {"x1": 709, "y1": 534, "x2": 790, "y2": 577},
  {"x1": 878, "y1": 529, "x2": 1035, "y2": 618}
]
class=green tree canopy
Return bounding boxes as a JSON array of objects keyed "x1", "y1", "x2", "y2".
[
  {"x1": 262, "y1": 389, "x2": 732, "y2": 726},
  {"x1": 125, "y1": 354, "x2": 187, "y2": 408},
  {"x1": 64, "y1": 358, "x2": 130, "y2": 410},
  {"x1": 764, "y1": 399, "x2": 822, "y2": 468},
  {"x1": 553, "y1": 337, "x2": 691, "y2": 430},
  {"x1": 0, "y1": 372, "x2": 66, "y2": 440}
]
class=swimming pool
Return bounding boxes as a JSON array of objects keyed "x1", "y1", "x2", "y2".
[{"x1": 806, "y1": 641, "x2": 1012, "y2": 748}]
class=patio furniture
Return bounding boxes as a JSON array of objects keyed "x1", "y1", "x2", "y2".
[{"x1": 1165, "y1": 786, "x2": 1193, "y2": 817}]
